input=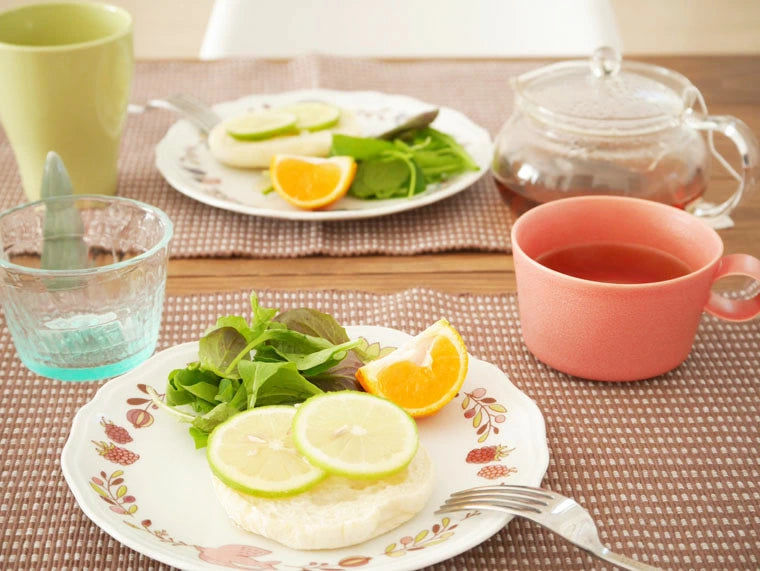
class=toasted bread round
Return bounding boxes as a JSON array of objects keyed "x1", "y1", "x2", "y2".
[
  {"x1": 211, "y1": 445, "x2": 434, "y2": 550},
  {"x1": 208, "y1": 108, "x2": 363, "y2": 169}
]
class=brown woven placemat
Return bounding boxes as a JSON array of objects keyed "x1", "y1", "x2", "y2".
[
  {"x1": 0, "y1": 56, "x2": 541, "y2": 258},
  {"x1": 1, "y1": 287, "x2": 758, "y2": 570}
]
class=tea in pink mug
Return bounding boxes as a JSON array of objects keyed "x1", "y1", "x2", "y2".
[{"x1": 511, "y1": 195, "x2": 760, "y2": 381}]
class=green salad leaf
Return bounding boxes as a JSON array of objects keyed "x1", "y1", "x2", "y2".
[
  {"x1": 331, "y1": 126, "x2": 479, "y2": 200},
  {"x1": 239, "y1": 360, "x2": 323, "y2": 409},
  {"x1": 329, "y1": 134, "x2": 395, "y2": 159},
  {"x1": 159, "y1": 293, "x2": 393, "y2": 448}
]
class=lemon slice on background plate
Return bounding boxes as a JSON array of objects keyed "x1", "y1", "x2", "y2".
[
  {"x1": 206, "y1": 405, "x2": 325, "y2": 497},
  {"x1": 356, "y1": 318, "x2": 469, "y2": 418},
  {"x1": 278, "y1": 102, "x2": 342, "y2": 132},
  {"x1": 224, "y1": 111, "x2": 298, "y2": 141},
  {"x1": 292, "y1": 391, "x2": 419, "y2": 479}
]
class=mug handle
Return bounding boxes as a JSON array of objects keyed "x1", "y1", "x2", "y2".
[
  {"x1": 704, "y1": 254, "x2": 760, "y2": 321},
  {"x1": 684, "y1": 114, "x2": 760, "y2": 219}
]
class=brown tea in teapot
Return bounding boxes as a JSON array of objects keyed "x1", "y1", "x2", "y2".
[{"x1": 495, "y1": 157, "x2": 708, "y2": 210}]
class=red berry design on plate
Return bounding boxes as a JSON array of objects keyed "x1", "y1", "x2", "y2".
[
  {"x1": 93, "y1": 441, "x2": 140, "y2": 465},
  {"x1": 124, "y1": 384, "x2": 161, "y2": 429},
  {"x1": 126, "y1": 408, "x2": 154, "y2": 429},
  {"x1": 466, "y1": 445, "x2": 513, "y2": 464},
  {"x1": 100, "y1": 418, "x2": 133, "y2": 443},
  {"x1": 476, "y1": 464, "x2": 518, "y2": 480}
]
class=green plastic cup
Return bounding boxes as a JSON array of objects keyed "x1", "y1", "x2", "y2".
[{"x1": 0, "y1": 2, "x2": 134, "y2": 199}]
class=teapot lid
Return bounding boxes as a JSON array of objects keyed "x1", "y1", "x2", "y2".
[{"x1": 515, "y1": 47, "x2": 697, "y2": 134}]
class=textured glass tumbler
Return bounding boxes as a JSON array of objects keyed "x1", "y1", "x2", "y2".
[{"x1": 0, "y1": 195, "x2": 173, "y2": 381}]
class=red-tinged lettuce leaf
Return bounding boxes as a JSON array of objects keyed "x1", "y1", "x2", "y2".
[
  {"x1": 198, "y1": 326, "x2": 250, "y2": 378},
  {"x1": 274, "y1": 307, "x2": 350, "y2": 344},
  {"x1": 306, "y1": 337, "x2": 397, "y2": 392}
]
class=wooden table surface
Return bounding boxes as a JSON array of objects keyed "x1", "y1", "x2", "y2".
[{"x1": 166, "y1": 55, "x2": 760, "y2": 297}]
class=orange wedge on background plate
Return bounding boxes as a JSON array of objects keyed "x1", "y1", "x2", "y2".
[
  {"x1": 269, "y1": 154, "x2": 357, "y2": 210},
  {"x1": 356, "y1": 319, "x2": 469, "y2": 418}
]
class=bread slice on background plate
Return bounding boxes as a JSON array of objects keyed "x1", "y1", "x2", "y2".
[
  {"x1": 211, "y1": 445, "x2": 434, "y2": 550},
  {"x1": 208, "y1": 109, "x2": 363, "y2": 169}
]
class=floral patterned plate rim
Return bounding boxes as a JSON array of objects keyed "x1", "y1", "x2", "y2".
[
  {"x1": 154, "y1": 89, "x2": 493, "y2": 221},
  {"x1": 62, "y1": 325, "x2": 548, "y2": 570}
]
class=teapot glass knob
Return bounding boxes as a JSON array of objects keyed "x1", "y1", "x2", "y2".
[{"x1": 590, "y1": 46, "x2": 622, "y2": 78}]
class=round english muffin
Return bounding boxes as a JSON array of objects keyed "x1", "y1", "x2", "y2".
[
  {"x1": 211, "y1": 445, "x2": 434, "y2": 550},
  {"x1": 208, "y1": 108, "x2": 363, "y2": 169}
]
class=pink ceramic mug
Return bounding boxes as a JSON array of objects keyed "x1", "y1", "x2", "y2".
[{"x1": 511, "y1": 195, "x2": 760, "y2": 381}]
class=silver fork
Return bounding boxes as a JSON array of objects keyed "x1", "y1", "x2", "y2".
[
  {"x1": 436, "y1": 485, "x2": 662, "y2": 571},
  {"x1": 128, "y1": 93, "x2": 222, "y2": 132}
]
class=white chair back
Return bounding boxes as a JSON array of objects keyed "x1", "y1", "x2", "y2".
[{"x1": 200, "y1": 0, "x2": 622, "y2": 60}]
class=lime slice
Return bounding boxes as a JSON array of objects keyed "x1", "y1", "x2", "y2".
[
  {"x1": 278, "y1": 102, "x2": 341, "y2": 132},
  {"x1": 292, "y1": 391, "x2": 418, "y2": 479},
  {"x1": 225, "y1": 111, "x2": 298, "y2": 141},
  {"x1": 207, "y1": 406, "x2": 325, "y2": 497}
]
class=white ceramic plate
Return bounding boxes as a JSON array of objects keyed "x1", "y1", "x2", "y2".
[
  {"x1": 154, "y1": 89, "x2": 493, "y2": 221},
  {"x1": 62, "y1": 325, "x2": 548, "y2": 570}
]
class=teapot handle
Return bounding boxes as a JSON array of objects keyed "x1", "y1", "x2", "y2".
[{"x1": 684, "y1": 114, "x2": 760, "y2": 219}]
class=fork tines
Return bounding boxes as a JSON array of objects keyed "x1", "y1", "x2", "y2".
[
  {"x1": 169, "y1": 94, "x2": 221, "y2": 126},
  {"x1": 438, "y1": 485, "x2": 663, "y2": 570},
  {"x1": 146, "y1": 93, "x2": 222, "y2": 132},
  {"x1": 436, "y1": 484, "x2": 552, "y2": 515}
]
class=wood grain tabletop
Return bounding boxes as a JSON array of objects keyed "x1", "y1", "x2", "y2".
[{"x1": 166, "y1": 55, "x2": 760, "y2": 297}]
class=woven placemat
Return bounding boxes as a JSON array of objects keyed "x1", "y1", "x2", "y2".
[
  {"x1": 0, "y1": 56, "x2": 541, "y2": 258},
  {"x1": 1, "y1": 288, "x2": 758, "y2": 570}
]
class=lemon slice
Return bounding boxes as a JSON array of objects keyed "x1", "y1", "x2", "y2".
[
  {"x1": 225, "y1": 111, "x2": 298, "y2": 141},
  {"x1": 278, "y1": 102, "x2": 341, "y2": 132},
  {"x1": 207, "y1": 406, "x2": 325, "y2": 497},
  {"x1": 292, "y1": 391, "x2": 418, "y2": 479}
]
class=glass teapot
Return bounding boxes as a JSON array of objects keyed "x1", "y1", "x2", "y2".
[{"x1": 492, "y1": 47, "x2": 760, "y2": 219}]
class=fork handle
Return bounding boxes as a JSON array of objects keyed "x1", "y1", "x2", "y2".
[{"x1": 591, "y1": 546, "x2": 662, "y2": 571}]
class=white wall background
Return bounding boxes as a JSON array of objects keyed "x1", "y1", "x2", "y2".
[{"x1": 0, "y1": 0, "x2": 759, "y2": 59}]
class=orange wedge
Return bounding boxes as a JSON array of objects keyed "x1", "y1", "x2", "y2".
[
  {"x1": 270, "y1": 154, "x2": 357, "y2": 210},
  {"x1": 356, "y1": 319, "x2": 469, "y2": 418}
]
